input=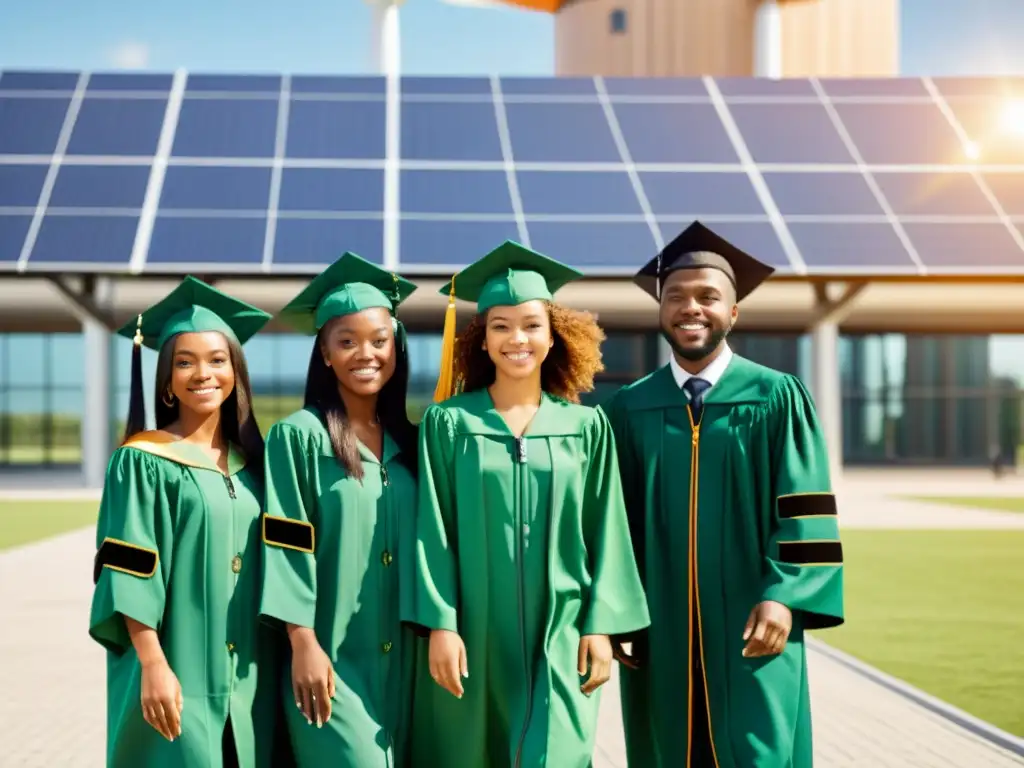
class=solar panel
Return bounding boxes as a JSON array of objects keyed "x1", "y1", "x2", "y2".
[
  {"x1": 5, "y1": 70, "x2": 1024, "y2": 276},
  {"x1": 0, "y1": 165, "x2": 48, "y2": 206},
  {"x1": 0, "y1": 97, "x2": 70, "y2": 155},
  {"x1": 727, "y1": 103, "x2": 856, "y2": 164},
  {"x1": 504, "y1": 102, "x2": 620, "y2": 163},
  {"x1": 872, "y1": 172, "x2": 995, "y2": 217},
  {"x1": 67, "y1": 98, "x2": 167, "y2": 156},
  {"x1": 49, "y1": 165, "x2": 151, "y2": 208},
  {"x1": 763, "y1": 172, "x2": 883, "y2": 217},
  {"x1": 401, "y1": 101, "x2": 501, "y2": 162},
  {"x1": 640, "y1": 171, "x2": 763, "y2": 216},
  {"x1": 615, "y1": 103, "x2": 739, "y2": 164},
  {"x1": 173, "y1": 99, "x2": 278, "y2": 158}
]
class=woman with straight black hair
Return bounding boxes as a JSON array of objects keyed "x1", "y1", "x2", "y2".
[
  {"x1": 88, "y1": 276, "x2": 289, "y2": 768},
  {"x1": 259, "y1": 252, "x2": 421, "y2": 768}
]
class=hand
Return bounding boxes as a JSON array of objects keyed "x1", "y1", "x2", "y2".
[
  {"x1": 611, "y1": 639, "x2": 639, "y2": 670},
  {"x1": 140, "y1": 659, "x2": 183, "y2": 741},
  {"x1": 289, "y1": 628, "x2": 335, "y2": 727},
  {"x1": 428, "y1": 629, "x2": 468, "y2": 699},
  {"x1": 578, "y1": 634, "x2": 613, "y2": 695},
  {"x1": 742, "y1": 601, "x2": 792, "y2": 658}
]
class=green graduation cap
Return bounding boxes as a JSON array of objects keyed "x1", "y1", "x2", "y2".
[
  {"x1": 118, "y1": 276, "x2": 272, "y2": 443},
  {"x1": 116, "y1": 275, "x2": 271, "y2": 352},
  {"x1": 439, "y1": 240, "x2": 582, "y2": 313},
  {"x1": 432, "y1": 240, "x2": 582, "y2": 402},
  {"x1": 276, "y1": 251, "x2": 419, "y2": 336}
]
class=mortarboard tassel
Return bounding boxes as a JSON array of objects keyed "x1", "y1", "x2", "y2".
[
  {"x1": 432, "y1": 277, "x2": 458, "y2": 403},
  {"x1": 122, "y1": 314, "x2": 147, "y2": 443}
]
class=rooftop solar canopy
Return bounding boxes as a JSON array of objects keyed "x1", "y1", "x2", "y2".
[{"x1": 2, "y1": 70, "x2": 1024, "y2": 277}]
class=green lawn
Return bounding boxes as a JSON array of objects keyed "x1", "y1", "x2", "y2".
[
  {"x1": 821, "y1": 529, "x2": 1024, "y2": 737},
  {"x1": 0, "y1": 500, "x2": 99, "y2": 551},
  {"x1": 901, "y1": 495, "x2": 1024, "y2": 514}
]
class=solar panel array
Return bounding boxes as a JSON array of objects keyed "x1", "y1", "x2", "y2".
[{"x1": 2, "y1": 69, "x2": 1024, "y2": 277}]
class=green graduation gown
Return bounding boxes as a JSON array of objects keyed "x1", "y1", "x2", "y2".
[
  {"x1": 405, "y1": 390, "x2": 650, "y2": 768},
  {"x1": 259, "y1": 407, "x2": 418, "y2": 768},
  {"x1": 88, "y1": 431, "x2": 284, "y2": 768},
  {"x1": 601, "y1": 355, "x2": 845, "y2": 768}
]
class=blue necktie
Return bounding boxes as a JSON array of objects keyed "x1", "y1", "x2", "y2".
[{"x1": 683, "y1": 377, "x2": 712, "y2": 422}]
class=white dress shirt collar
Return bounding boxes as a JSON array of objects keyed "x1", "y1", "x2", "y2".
[{"x1": 669, "y1": 343, "x2": 734, "y2": 391}]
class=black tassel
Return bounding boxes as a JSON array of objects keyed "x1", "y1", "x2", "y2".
[{"x1": 122, "y1": 315, "x2": 146, "y2": 443}]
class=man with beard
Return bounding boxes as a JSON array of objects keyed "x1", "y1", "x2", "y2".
[{"x1": 601, "y1": 221, "x2": 845, "y2": 768}]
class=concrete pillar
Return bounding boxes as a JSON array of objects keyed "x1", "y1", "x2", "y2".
[
  {"x1": 657, "y1": 336, "x2": 673, "y2": 368},
  {"x1": 810, "y1": 319, "x2": 843, "y2": 483},
  {"x1": 81, "y1": 278, "x2": 113, "y2": 489}
]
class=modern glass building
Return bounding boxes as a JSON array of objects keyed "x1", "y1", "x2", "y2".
[{"x1": 2, "y1": 329, "x2": 1021, "y2": 468}]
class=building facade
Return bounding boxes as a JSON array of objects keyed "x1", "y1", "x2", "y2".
[
  {"x1": 2, "y1": 329, "x2": 1020, "y2": 469},
  {"x1": 554, "y1": 0, "x2": 899, "y2": 78}
]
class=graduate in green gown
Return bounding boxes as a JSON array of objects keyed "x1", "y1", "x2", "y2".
[
  {"x1": 88, "y1": 277, "x2": 288, "y2": 768},
  {"x1": 258, "y1": 252, "x2": 421, "y2": 767},
  {"x1": 601, "y1": 222, "x2": 845, "y2": 768},
  {"x1": 405, "y1": 241, "x2": 650, "y2": 768}
]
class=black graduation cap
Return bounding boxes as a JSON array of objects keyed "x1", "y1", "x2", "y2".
[{"x1": 634, "y1": 221, "x2": 776, "y2": 302}]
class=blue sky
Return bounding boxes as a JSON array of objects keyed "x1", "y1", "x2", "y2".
[{"x1": 2, "y1": 0, "x2": 1024, "y2": 77}]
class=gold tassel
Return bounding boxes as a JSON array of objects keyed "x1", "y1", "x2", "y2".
[
  {"x1": 133, "y1": 314, "x2": 143, "y2": 346},
  {"x1": 432, "y1": 277, "x2": 457, "y2": 403}
]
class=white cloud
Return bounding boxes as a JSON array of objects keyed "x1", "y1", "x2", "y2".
[{"x1": 107, "y1": 42, "x2": 150, "y2": 70}]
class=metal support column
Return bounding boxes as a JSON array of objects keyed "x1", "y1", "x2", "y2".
[
  {"x1": 806, "y1": 281, "x2": 868, "y2": 485},
  {"x1": 81, "y1": 279, "x2": 113, "y2": 488},
  {"x1": 810, "y1": 319, "x2": 843, "y2": 484}
]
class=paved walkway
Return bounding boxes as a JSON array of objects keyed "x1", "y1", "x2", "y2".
[{"x1": 1, "y1": 521, "x2": 1022, "y2": 767}]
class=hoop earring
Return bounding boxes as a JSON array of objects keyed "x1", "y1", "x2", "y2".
[{"x1": 162, "y1": 390, "x2": 175, "y2": 407}]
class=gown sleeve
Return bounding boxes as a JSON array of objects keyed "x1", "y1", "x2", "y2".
[
  {"x1": 579, "y1": 408, "x2": 651, "y2": 637},
  {"x1": 88, "y1": 447, "x2": 172, "y2": 654},
  {"x1": 259, "y1": 422, "x2": 318, "y2": 630},
  {"x1": 403, "y1": 404, "x2": 459, "y2": 635},
  {"x1": 758, "y1": 375, "x2": 845, "y2": 630}
]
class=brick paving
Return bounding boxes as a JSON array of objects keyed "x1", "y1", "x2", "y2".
[{"x1": 1, "y1": 481, "x2": 1024, "y2": 766}]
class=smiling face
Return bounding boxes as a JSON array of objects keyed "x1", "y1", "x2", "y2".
[
  {"x1": 659, "y1": 267, "x2": 738, "y2": 362},
  {"x1": 483, "y1": 299, "x2": 554, "y2": 382},
  {"x1": 320, "y1": 307, "x2": 396, "y2": 397},
  {"x1": 167, "y1": 331, "x2": 236, "y2": 417}
]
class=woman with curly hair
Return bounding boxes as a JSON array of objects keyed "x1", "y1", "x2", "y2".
[{"x1": 404, "y1": 241, "x2": 650, "y2": 768}]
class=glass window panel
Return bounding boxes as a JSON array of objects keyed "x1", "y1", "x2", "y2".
[
  {"x1": 48, "y1": 334, "x2": 83, "y2": 386},
  {"x1": 989, "y1": 335, "x2": 1024, "y2": 388},
  {"x1": 7, "y1": 386, "x2": 46, "y2": 464},
  {"x1": 6, "y1": 334, "x2": 45, "y2": 385},
  {"x1": 49, "y1": 386, "x2": 83, "y2": 464}
]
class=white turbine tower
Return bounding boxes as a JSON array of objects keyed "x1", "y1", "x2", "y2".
[
  {"x1": 754, "y1": 0, "x2": 783, "y2": 79},
  {"x1": 367, "y1": 0, "x2": 506, "y2": 77}
]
